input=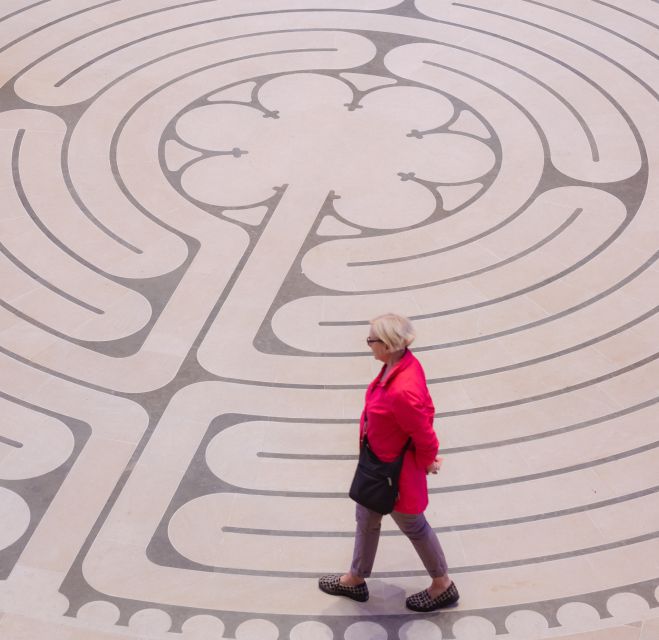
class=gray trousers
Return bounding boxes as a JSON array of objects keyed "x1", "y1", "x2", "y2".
[{"x1": 350, "y1": 503, "x2": 448, "y2": 579}]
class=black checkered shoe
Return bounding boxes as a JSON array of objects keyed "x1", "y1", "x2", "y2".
[
  {"x1": 406, "y1": 581, "x2": 459, "y2": 612},
  {"x1": 318, "y1": 574, "x2": 369, "y2": 602}
]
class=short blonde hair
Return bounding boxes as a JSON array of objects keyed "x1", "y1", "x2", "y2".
[{"x1": 370, "y1": 313, "x2": 416, "y2": 351}]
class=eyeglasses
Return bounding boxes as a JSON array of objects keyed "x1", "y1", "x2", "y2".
[{"x1": 366, "y1": 337, "x2": 384, "y2": 345}]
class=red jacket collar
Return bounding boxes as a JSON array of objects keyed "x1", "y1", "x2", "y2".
[{"x1": 374, "y1": 348, "x2": 413, "y2": 387}]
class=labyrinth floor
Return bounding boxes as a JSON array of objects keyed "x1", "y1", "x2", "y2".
[{"x1": 1, "y1": 1, "x2": 658, "y2": 639}]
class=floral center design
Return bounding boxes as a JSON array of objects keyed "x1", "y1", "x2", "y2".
[{"x1": 174, "y1": 72, "x2": 495, "y2": 230}]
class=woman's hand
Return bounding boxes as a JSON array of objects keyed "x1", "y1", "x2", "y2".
[{"x1": 426, "y1": 456, "x2": 443, "y2": 475}]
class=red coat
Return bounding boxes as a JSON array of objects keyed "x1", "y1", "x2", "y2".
[{"x1": 359, "y1": 349, "x2": 439, "y2": 514}]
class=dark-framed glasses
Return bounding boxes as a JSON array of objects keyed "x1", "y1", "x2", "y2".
[{"x1": 366, "y1": 337, "x2": 384, "y2": 345}]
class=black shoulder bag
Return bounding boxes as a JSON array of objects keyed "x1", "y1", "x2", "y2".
[{"x1": 349, "y1": 416, "x2": 412, "y2": 515}]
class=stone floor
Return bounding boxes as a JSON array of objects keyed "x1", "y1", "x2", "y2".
[{"x1": 1, "y1": 1, "x2": 658, "y2": 639}]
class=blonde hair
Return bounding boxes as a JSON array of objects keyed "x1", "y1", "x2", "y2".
[{"x1": 370, "y1": 313, "x2": 416, "y2": 351}]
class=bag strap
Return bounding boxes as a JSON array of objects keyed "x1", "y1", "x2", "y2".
[{"x1": 362, "y1": 429, "x2": 412, "y2": 460}]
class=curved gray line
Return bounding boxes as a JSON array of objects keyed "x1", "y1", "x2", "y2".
[
  {"x1": 519, "y1": 0, "x2": 659, "y2": 59},
  {"x1": 320, "y1": 252, "x2": 658, "y2": 353},
  {"x1": 0, "y1": 239, "x2": 101, "y2": 314},
  {"x1": 0, "y1": 46, "x2": 336, "y2": 395},
  {"x1": 378, "y1": 531, "x2": 659, "y2": 577},
  {"x1": 8, "y1": 131, "x2": 104, "y2": 314},
  {"x1": 0, "y1": 435, "x2": 22, "y2": 448},
  {"x1": 3, "y1": 12, "x2": 651, "y2": 402},
  {"x1": 208, "y1": 396, "x2": 659, "y2": 462},
  {"x1": 441, "y1": 394, "x2": 659, "y2": 452},
  {"x1": 0, "y1": 296, "x2": 115, "y2": 347},
  {"x1": 427, "y1": 305, "x2": 659, "y2": 384},
  {"x1": 591, "y1": 0, "x2": 659, "y2": 31},
  {"x1": 53, "y1": 2, "x2": 234, "y2": 87},
  {"x1": 181, "y1": 530, "x2": 659, "y2": 577},
  {"x1": 13, "y1": 126, "x2": 133, "y2": 281},
  {"x1": 344, "y1": 59, "x2": 626, "y2": 305},
  {"x1": 108, "y1": 46, "x2": 335, "y2": 239},
  {"x1": 212, "y1": 298, "x2": 659, "y2": 395},
  {"x1": 323, "y1": 9, "x2": 650, "y2": 282},
  {"x1": 0, "y1": 0, "x2": 52, "y2": 25},
  {"x1": 323, "y1": 243, "x2": 657, "y2": 331},
  {"x1": 456, "y1": 40, "x2": 601, "y2": 152},
  {"x1": 0, "y1": 344, "x2": 121, "y2": 395},
  {"x1": 414, "y1": 276, "x2": 658, "y2": 351},
  {"x1": 256, "y1": 395, "x2": 659, "y2": 458},
  {"x1": 451, "y1": 2, "x2": 659, "y2": 100},
  {"x1": 211, "y1": 340, "x2": 659, "y2": 395},
  {"x1": 0, "y1": 388, "x2": 76, "y2": 421},
  {"x1": 54, "y1": 10, "x2": 355, "y2": 86},
  {"x1": 210, "y1": 374, "x2": 352, "y2": 390},
  {"x1": 28, "y1": 9, "x2": 647, "y2": 355},
  {"x1": 257, "y1": 395, "x2": 659, "y2": 457},
  {"x1": 312, "y1": 44, "x2": 646, "y2": 316},
  {"x1": 32, "y1": 13, "x2": 290, "y2": 256},
  {"x1": 0, "y1": 0, "x2": 122, "y2": 55},
  {"x1": 0, "y1": 4, "x2": 146, "y2": 254},
  {"x1": 345, "y1": 14, "x2": 650, "y2": 269},
  {"x1": 435, "y1": 351, "x2": 659, "y2": 416},
  {"x1": 346, "y1": 204, "x2": 515, "y2": 268},
  {"x1": 9, "y1": 5, "x2": 370, "y2": 87},
  {"x1": 343, "y1": 208, "x2": 583, "y2": 290},
  {"x1": 428, "y1": 439, "x2": 659, "y2": 493},
  {"x1": 18, "y1": 7, "x2": 640, "y2": 284},
  {"x1": 59, "y1": 119, "x2": 143, "y2": 253},
  {"x1": 345, "y1": 205, "x2": 526, "y2": 265},
  {"x1": 259, "y1": 452, "x2": 355, "y2": 460},
  {"x1": 429, "y1": 40, "x2": 601, "y2": 160},
  {"x1": 2, "y1": 6, "x2": 149, "y2": 255},
  {"x1": 222, "y1": 484, "x2": 659, "y2": 537},
  {"x1": 1, "y1": 340, "x2": 654, "y2": 413},
  {"x1": 86, "y1": 26, "x2": 499, "y2": 262},
  {"x1": 215, "y1": 437, "x2": 659, "y2": 500},
  {"x1": 62, "y1": 32, "x2": 340, "y2": 261},
  {"x1": 325, "y1": 303, "x2": 659, "y2": 370}
]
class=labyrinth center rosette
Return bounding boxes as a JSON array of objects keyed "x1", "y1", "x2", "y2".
[{"x1": 1, "y1": 1, "x2": 658, "y2": 638}]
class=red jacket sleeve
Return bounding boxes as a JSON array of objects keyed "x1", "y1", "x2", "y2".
[{"x1": 390, "y1": 386, "x2": 439, "y2": 469}]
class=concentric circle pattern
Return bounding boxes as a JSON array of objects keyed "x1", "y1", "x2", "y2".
[{"x1": 0, "y1": 1, "x2": 657, "y2": 639}]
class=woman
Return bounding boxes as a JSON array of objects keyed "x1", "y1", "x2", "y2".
[{"x1": 319, "y1": 313, "x2": 458, "y2": 612}]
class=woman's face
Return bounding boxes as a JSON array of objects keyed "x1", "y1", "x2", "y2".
[{"x1": 367, "y1": 330, "x2": 389, "y2": 363}]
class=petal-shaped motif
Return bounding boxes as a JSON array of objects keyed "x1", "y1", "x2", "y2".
[
  {"x1": 181, "y1": 155, "x2": 282, "y2": 207},
  {"x1": 449, "y1": 109, "x2": 490, "y2": 139},
  {"x1": 335, "y1": 176, "x2": 436, "y2": 229},
  {"x1": 437, "y1": 182, "x2": 483, "y2": 211},
  {"x1": 340, "y1": 72, "x2": 396, "y2": 91},
  {"x1": 407, "y1": 133, "x2": 496, "y2": 183},
  {"x1": 0, "y1": 488, "x2": 30, "y2": 550},
  {"x1": 316, "y1": 215, "x2": 361, "y2": 237},
  {"x1": 173, "y1": 72, "x2": 494, "y2": 225},
  {"x1": 359, "y1": 85, "x2": 454, "y2": 132},
  {"x1": 164, "y1": 140, "x2": 201, "y2": 172},
  {"x1": 207, "y1": 81, "x2": 256, "y2": 103},
  {"x1": 258, "y1": 72, "x2": 353, "y2": 114},
  {"x1": 176, "y1": 104, "x2": 271, "y2": 151}
]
